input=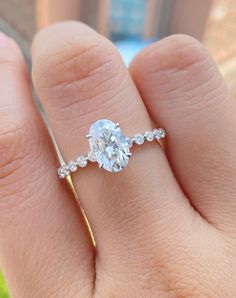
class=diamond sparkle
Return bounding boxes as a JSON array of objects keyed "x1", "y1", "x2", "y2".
[{"x1": 88, "y1": 119, "x2": 131, "y2": 172}]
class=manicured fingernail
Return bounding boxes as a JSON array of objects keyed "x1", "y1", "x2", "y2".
[{"x1": 0, "y1": 32, "x2": 9, "y2": 47}]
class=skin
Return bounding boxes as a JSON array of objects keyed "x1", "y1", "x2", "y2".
[{"x1": 0, "y1": 21, "x2": 236, "y2": 297}]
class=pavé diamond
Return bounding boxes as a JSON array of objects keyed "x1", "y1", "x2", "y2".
[{"x1": 89, "y1": 119, "x2": 131, "y2": 172}]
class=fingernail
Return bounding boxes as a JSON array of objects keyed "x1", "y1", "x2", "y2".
[{"x1": 0, "y1": 32, "x2": 9, "y2": 47}]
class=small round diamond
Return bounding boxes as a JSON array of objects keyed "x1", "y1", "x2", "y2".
[
  {"x1": 68, "y1": 160, "x2": 77, "y2": 172},
  {"x1": 127, "y1": 137, "x2": 133, "y2": 148},
  {"x1": 154, "y1": 128, "x2": 166, "y2": 140},
  {"x1": 58, "y1": 165, "x2": 69, "y2": 179},
  {"x1": 134, "y1": 134, "x2": 144, "y2": 145},
  {"x1": 145, "y1": 131, "x2": 154, "y2": 141},
  {"x1": 88, "y1": 151, "x2": 97, "y2": 162},
  {"x1": 77, "y1": 155, "x2": 88, "y2": 167}
]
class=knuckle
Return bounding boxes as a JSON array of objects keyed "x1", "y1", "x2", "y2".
[
  {"x1": 132, "y1": 34, "x2": 211, "y2": 76},
  {"x1": 0, "y1": 125, "x2": 25, "y2": 180},
  {"x1": 0, "y1": 119, "x2": 39, "y2": 189},
  {"x1": 0, "y1": 119, "x2": 49, "y2": 216},
  {"x1": 163, "y1": 34, "x2": 210, "y2": 70},
  {"x1": 134, "y1": 34, "x2": 226, "y2": 116},
  {"x1": 33, "y1": 37, "x2": 123, "y2": 107},
  {"x1": 165, "y1": 36, "x2": 227, "y2": 115}
]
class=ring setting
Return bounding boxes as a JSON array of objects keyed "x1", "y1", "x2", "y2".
[{"x1": 58, "y1": 119, "x2": 166, "y2": 178}]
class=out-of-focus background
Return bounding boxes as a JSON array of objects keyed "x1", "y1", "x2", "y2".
[
  {"x1": 0, "y1": 0, "x2": 236, "y2": 96},
  {"x1": 0, "y1": 0, "x2": 236, "y2": 296}
]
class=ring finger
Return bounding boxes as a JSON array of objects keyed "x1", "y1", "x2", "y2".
[{"x1": 32, "y1": 22, "x2": 194, "y2": 290}]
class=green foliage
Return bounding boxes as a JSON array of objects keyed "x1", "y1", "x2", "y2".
[{"x1": 0, "y1": 272, "x2": 9, "y2": 298}]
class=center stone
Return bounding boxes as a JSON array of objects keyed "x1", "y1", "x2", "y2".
[{"x1": 89, "y1": 119, "x2": 131, "y2": 172}]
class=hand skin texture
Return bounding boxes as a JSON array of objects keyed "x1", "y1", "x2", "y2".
[{"x1": 0, "y1": 22, "x2": 236, "y2": 298}]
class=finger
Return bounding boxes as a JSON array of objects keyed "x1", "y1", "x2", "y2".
[
  {"x1": 31, "y1": 22, "x2": 195, "y2": 275},
  {"x1": 130, "y1": 34, "x2": 236, "y2": 233},
  {"x1": 0, "y1": 33, "x2": 94, "y2": 298}
]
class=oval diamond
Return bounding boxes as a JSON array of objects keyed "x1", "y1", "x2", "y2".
[{"x1": 89, "y1": 119, "x2": 131, "y2": 172}]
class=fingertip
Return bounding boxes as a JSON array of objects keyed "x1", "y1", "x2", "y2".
[
  {"x1": 131, "y1": 36, "x2": 212, "y2": 85},
  {"x1": 132, "y1": 34, "x2": 208, "y2": 67},
  {"x1": 0, "y1": 32, "x2": 18, "y2": 50},
  {"x1": 31, "y1": 21, "x2": 96, "y2": 56},
  {"x1": 0, "y1": 32, "x2": 10, "y2": 48},
  {"x1": 0, "y1": 35, "x2": 26, "y2": 71},
  {"x1": 130, "y1": 34, "x2": 226, "y2": 112}
]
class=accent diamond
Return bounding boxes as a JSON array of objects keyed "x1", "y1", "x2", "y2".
[
  {"x1": 68, "y1": 160, "x2": 77, "y2": 172},
  {"x1": 77, "y1": 155, "x2": 88, "y2": 167},
  {"x1": 88, "y1": 151, "x2": 97, "y2": 162},
  {"x1": 134, "y1": 134, "x2": 144, "y2": 145},
  {"x1": 58, "y1": 165, "x2": 69, "y2": 179},
  {"x1": 89, "y1": 119, "x2": 131, "y2": 172},
  {"x1": 154, "y1": 128, "x2": 166, "y2": 140},
  {"x1": 145, "y1": 131, "x2": 154, "y2": 141}
]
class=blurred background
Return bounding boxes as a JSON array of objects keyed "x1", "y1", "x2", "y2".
[{"x1": 0, "y1": 0, "x2": 236, "y2": 297}]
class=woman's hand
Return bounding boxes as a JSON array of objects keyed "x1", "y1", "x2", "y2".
[{"x1": 0, "y1": 22, "x2": 236, "y2": 298}]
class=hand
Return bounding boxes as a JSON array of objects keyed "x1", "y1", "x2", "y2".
[{"x1": 0, "y1": 22, "x2": 236, "y2": 298}]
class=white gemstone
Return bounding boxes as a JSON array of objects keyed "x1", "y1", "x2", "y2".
[
  {"x1": 77, "y1": 155, "x2": 88, "y2": 167},
  {"x1": 68, "y1": 160, "x2": 77, "y2": 172},
  {"x1": 58, "y1": 165, "x2": 69, "y2": 178},
  {"x1": 134, "y1": 133, "x2": 144, "y2": 145},
  {"x1": 88, "y1": 151, "x2": 97, "y2": 162},
  {"x1": 154, "y1": 128, "x2": 166, "y2": 140},
  {"x1": 89, "y1": 119, "x2": 131, "y2": 172},
  {"x1": 145, "y1": 131, "x2": 154, "y2": 141}
]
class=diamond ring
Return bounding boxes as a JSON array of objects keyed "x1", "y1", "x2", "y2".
[{"x1": 58, "y1": 119, "x2": 166, "y2": 178}]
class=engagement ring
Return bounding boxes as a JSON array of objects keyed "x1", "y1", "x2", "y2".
[{"x1": 58, "y1": 119, "x2": 166, "y2": 178}]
